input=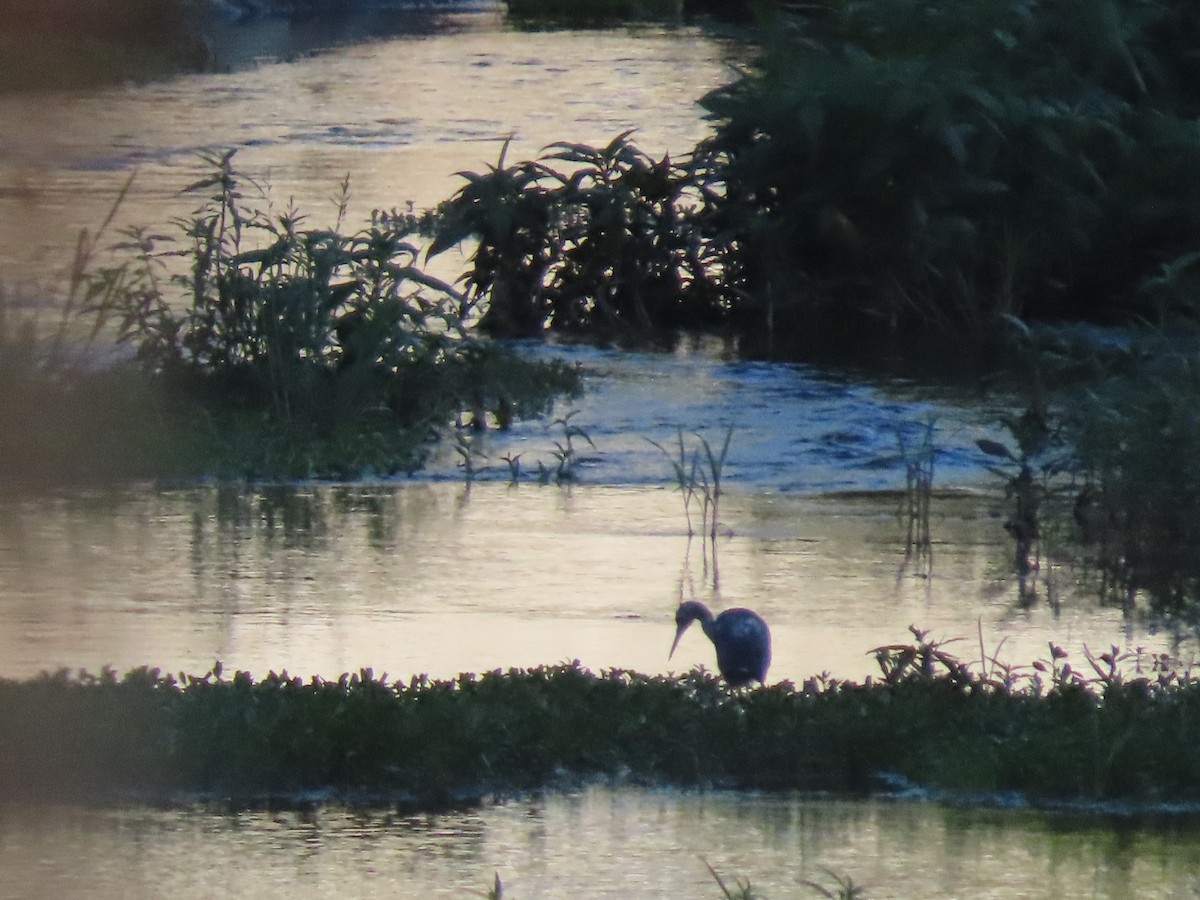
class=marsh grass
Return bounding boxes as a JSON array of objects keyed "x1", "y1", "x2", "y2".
[
  {"x1": 543, "y1": 410, "x2": 595, "y2": 484},
  {"x1": 799, "y1": 868, "x2": 866, "y2": 900},
  {"x1": 649, "y1": 425, "x2": 733, "y2": 540},
  {"x1": 700, "y1": 0, "x2": 1200, "y2": 345},
  {"x1": 4, "y1": 628, "x2": 1198, "y2": 809}
]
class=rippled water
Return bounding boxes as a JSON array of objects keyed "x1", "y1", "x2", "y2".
[
  {"x1": 6, "y1": 788, "x2": 1200, "y2": 899},
  {"x1": 2, "y1": 10, "x2": 1198, "y2": 898}
]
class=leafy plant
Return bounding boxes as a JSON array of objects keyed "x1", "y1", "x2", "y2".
[
  {"x1": 429, "y1": 133, "x2": 730, "y2": 339},
  {"x1": 2, "y1": 629, "x2": 1198, "y2": 810},
  {"x1": 544, "y1": 410, "x2": 594, "y2": 484}
]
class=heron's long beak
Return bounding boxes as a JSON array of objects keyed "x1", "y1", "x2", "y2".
[{"x1": 668, "y1": 623, "x2": 687, "y2": 660}]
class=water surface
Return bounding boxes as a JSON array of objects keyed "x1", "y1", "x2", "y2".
[
  {"x1": 0, "y1": 8, "x2": 739, "y2": 296},
  {"x1": 5, "y1": 788, "x2": 1200, "y2": 899}
]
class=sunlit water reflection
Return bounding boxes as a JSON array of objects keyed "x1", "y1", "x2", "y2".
[
  {"x1": 0, "y1": 7, "x2": 741, "y2": 295},
  {"x1": 0, "y1": 477, "x2": 1167, "y2": 686}
]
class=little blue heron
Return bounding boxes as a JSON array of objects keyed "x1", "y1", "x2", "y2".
[{"x1": 669, "y1": 600, "x2": 771, "y2": 687}]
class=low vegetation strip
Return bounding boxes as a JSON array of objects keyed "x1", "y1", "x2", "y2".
[{"x1": 4, "y1": 634, "x2": 1199, "y2": 810}]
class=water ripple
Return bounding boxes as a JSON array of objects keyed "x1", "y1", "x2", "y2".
[{"x1": 420, "y1": 341, "x2": 1007, "y2": 496}]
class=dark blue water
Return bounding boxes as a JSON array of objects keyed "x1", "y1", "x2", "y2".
[{"x1": 421, "y1": 339, "x2": 1003, "y2": 495}]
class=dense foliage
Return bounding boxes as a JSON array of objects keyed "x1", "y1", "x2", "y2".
[
  {"x1": 700, "y1": 0, "x2": 1200, "y2": 342},
  {"x1": 3, "y1": 632, "x2": 1198, "y2": 809},
  {"x1": 424, "y1": 0, "x2": 1200, "y2": 352},
  {"x1": 430, "y1": 133, "x2": 730, "y2": 339}
]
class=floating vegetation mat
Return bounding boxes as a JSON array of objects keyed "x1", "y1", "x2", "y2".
[{"x1": 4, "y1": 633, "x2": 1200, "y2": 811}]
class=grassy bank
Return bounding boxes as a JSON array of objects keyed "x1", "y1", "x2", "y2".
[{"x1": 4, "y1": 631, "x2": 1197, "y2": 810}]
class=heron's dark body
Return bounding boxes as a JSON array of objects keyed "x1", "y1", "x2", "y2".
[{"x1": 671, "y1": 601, "x2": 771, "y2": 687}]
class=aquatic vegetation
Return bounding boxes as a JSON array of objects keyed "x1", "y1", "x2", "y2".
[
  {"x1": 471, "y1": 872, "x2": 505, "y2": 900},
  {"x1": 895, "y1": 418, "x2": 935, "y2": 565},
  {"x1": 0, "y1": 154, "x2": 581, "y2": 483},
  {"x1": 1055, "y1": 332, "x2": 1200, "y2": 623},
  {"x1": 3, "y1": 629, "x2": 1198, "y2": 810},
  {"x1": 705, "y1": 858, "x2": 760, "y2": 900},
  {"x1": 541, "y1": 410, "x2": 595, "y2": 484},
  {"x1": 649, "y1": 426, "x2": 733, "y2": 539},
  {"x1": 800, "y1": 869, "x2": 865, "y2": 900},
  {"x1": 429, "y1": 132, "x2": 731, "y2": 339},
  {"x1": 649, "y1": 427, "x2": 704, "y2": 535}
]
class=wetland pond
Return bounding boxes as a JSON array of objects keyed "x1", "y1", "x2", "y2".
[{"x1": 2, "y1": 6, "x2": 1199, "y2": 897}]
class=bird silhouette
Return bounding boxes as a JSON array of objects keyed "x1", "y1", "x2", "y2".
[{"x1": 669, "y1": 600, "x2": 771, "y2": 687}]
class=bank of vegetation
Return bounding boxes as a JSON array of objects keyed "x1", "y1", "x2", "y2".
[{"x1": 2, "y1": 630, "x2": 1197, "y2": 810}]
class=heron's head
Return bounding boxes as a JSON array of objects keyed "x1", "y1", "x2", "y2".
[{"x1": 668, "y1": 600, "x2": 711, "y2": 659}]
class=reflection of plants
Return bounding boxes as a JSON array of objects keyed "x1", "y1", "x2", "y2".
[
  {"x1": 1058, "y1": 331, "x2": 1200, "y2": 620},
  {"x1": 977, "y1": 403, "x2": 1055, "y2": 580},
  {"x1": 648, "y1": 427, "x2": 702, "y2": 535},
  {"x1": 976, "y1": 326, "x2": 1200, "y2": 625},
  {"x1": 697, "y1": 426, "x2": 733, "y2": 542}
]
